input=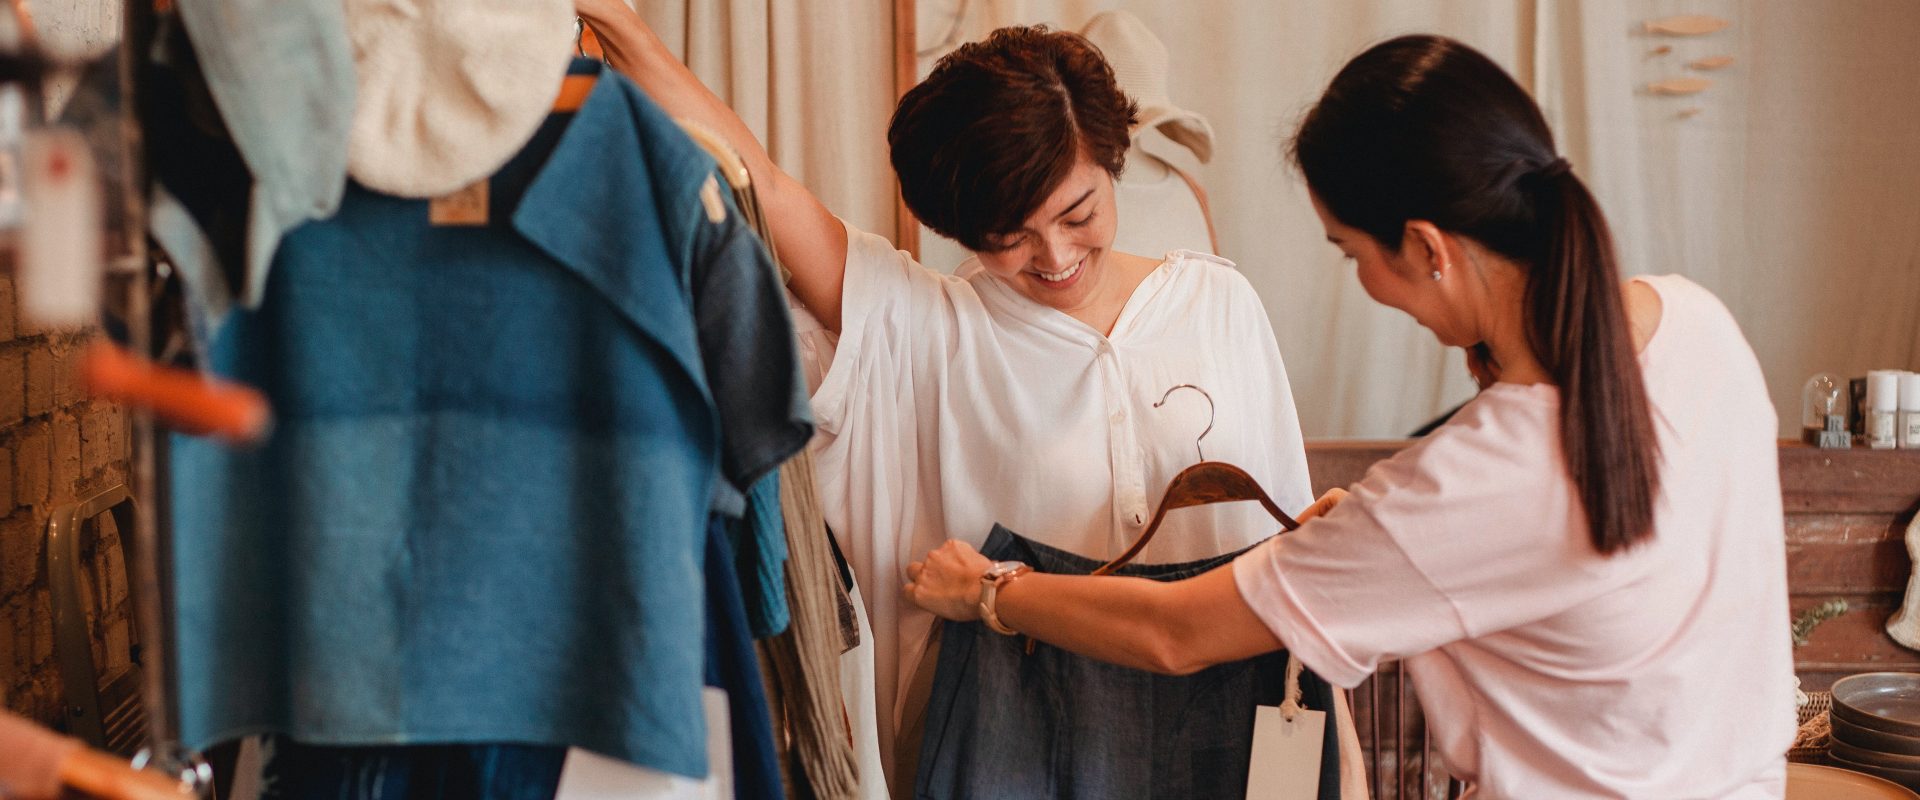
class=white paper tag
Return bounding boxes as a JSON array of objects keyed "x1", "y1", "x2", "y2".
[
  {"x1": 554, "y1": 687, "x2": 732, "y2": 800},
  {"x1": 20, "y1": 127, "x2": 102, "y2": 328},
  {"x1": 1247, "y1": 705, "x2": 1326, "y2": 800}
]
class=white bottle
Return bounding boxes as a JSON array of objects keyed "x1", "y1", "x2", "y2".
[
  {"x1": 1900, "y1": 372, "x2": 1920, "y2": 449},
  {"x1": 1867, "y1": 370, "x2": 1901, "y2": 449}
]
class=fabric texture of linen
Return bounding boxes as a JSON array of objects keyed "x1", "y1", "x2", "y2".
[
  {"x1": 915, "y1": 525, "x2": 1339, "y2": 800},
  {"x1": 1233, "y1": 276, "x2": 1794, "y2": 798},
  {"x1": 705, "y1": 516, "x2": 785, "y2": 800},
  {"x1": 733, "y1": 473, "x2": 792, "y2": 638},
  {"x1": 762, "y1": 450, "x2": 862, "y2": 799},
  {"x1": 167, "y1": 65, "x2": 756, "y2": 779},
  {"x1": 798, "y1": 223, "x2": 1314, "y2": 784}
]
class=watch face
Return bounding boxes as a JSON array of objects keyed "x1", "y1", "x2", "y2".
[{"x1": 987, "y1": 560, "x2": 1027, "y2": 579}]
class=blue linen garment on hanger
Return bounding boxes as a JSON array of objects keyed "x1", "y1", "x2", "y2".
[{"x1": 166, "y1": 65, "x2": 764, "y2": 780}]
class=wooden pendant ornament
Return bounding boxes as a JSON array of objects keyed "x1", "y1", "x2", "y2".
[
  {"x1": 1649, "y1": 77, "x2": 1713, "y2": 96},
  {"x1": 1644, "y1": 14, "x2": 1732, "y2": 36}
]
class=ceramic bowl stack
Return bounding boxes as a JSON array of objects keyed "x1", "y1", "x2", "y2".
[{"x1": 1829, "y1": 673, "x2": 1920, "y2": 791}]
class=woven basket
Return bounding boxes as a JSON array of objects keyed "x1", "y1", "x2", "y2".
[{"x1": 1789, "y1": 691, "x2": 1833, "y2": 764}]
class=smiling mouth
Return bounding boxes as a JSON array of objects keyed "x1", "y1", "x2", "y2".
[{"x1": 1031, "y1": 255, "x2": 1087, "y2": 287}]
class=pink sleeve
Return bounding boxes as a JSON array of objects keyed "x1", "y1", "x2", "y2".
[
  {"x1": 0, "y1": 710, "x2": 80, "y2": 799},
  {"x1": 1233, "y1": 390, "x2": 1630, "y2": 688},
  {"x1": 1232, "y1": 501, "x2": 1466, "y2": 688}
]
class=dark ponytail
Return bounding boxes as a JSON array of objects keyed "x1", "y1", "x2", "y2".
[
  {"x1": 1291, "y1": 35, "x2": 1660, "y2": 554},
  {"x1": 1529, "y1": 168, "x2": 1661, "y2": 554}
]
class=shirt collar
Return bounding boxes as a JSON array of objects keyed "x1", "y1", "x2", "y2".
[{"x1": 511, "y1": 63, "x2": 715, "y2": 405}]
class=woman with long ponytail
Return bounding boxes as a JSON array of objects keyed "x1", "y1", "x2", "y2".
[{"x1": 902, "y1": 34, "x2": 1795, "y2": 798}]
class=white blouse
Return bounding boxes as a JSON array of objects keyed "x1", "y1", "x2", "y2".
[{"x1": 796, "y1": 221, "x2": 1313, "y2": 782}]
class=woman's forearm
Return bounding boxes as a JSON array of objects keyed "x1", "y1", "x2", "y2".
[
  {"x1": 589, "y1": 10, "x2": 776, "y2": 198},
  {"x1": 991, "y1": 565, "x2": 1284, "y2": 675},
  {"x1": 580, "y1": 2, "x2": 850, "y2": 330}
]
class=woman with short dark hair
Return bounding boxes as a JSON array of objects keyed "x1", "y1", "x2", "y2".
[
  {"x1": 906, "y1": 35, "x2": 1794, "y2": 798},
  {"x1": 578, "y1": 4, "x2": 1317, "y2": 787}
]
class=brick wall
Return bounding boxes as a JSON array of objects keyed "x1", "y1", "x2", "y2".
[
  {"x1": 0, "y1": 274, "x2": 133, "y2": 728},
  {"x1": 0, "y1": 0, "x2": 134, "y2": 732}
]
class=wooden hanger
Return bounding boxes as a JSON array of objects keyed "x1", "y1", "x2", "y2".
[
  {"x1": 677, "y1": 119, "x2": 750, "y2": 191},
  {"x1": 60, "y1": 747, "x2": 195, "y2": 800},
  {"x1": 552, "y1": 18, "x2": 602, "y2": 112},
  {"x1": 1091, "y1": 384, "x2": 1300, "y2": 576}
]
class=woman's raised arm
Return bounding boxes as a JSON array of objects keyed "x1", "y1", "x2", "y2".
[{"x1": 578, "y1": 0, "x2": 853, "y2": 331}]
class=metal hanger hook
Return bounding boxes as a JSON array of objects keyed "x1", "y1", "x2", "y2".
[{"x1": 1153, "y1": 383, "x2": 1215, "y2": 463}]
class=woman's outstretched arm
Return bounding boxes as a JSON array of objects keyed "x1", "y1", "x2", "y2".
[
  {"x1": 578, "y1": 0, "x2": 852, "y2": 331},
  {"x1": 905, "y1": 490, "x2": 1346, "y2": 674},
  {"x1": 908, "y1": 547, "x2": 1284, "y2": 675}
]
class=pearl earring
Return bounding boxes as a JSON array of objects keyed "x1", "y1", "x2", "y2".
[{"x1": 1431, "y1": 270, "x2": 1443, "y2": 281}]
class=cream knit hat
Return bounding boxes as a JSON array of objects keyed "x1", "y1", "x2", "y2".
[
  {"x1": 1080, "y1": 10, "x2": 1215, "y2": 164},
  {"x1": 344, "y1": 0, "x2": 577, "y2": 197}
]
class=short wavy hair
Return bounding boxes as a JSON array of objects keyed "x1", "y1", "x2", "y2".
[{"x1": 888, "y1": 26, "x2": 1138, "y2": 252}]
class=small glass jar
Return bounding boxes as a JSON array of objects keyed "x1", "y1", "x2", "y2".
[{"x1": 1802, "y1": 373, "x2": 1851, "y2": 449}]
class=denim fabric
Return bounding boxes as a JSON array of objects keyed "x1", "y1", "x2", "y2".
[
  {"x1": 257, "y1": 738, "x2": 566, "y2": 800},
  {"x1": 706, "y1": 516, "x2": 784, "y2": 799},
  {"x1": 168, "y1": 66, "x2": 753, "y2": 779},
  {"x1": 683, "y1": 133, "x2": 811, "y2": 632},
  {"x1": 915, "y1": 526, "x2": 1341, "y2": 800},
  {"x1": 160, "y1": 0, "x2": 354, "y2": 332},
  {"x1": 686, "y1": 157, "x2": 814, "y2": 517},
  {"x1": 733, "y1": 472, "x2": 792, "y2": 638}
]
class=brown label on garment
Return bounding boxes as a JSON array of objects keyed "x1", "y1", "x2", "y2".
[{"x1": 430, "y1": 180, "x2": 490, "y2": 226}]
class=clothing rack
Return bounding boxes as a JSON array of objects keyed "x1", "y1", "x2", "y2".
[{"x1": 111, "y1": 0, "x2": 210, "y2": 790}]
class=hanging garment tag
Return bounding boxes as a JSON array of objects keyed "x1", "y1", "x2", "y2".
[
  {"x1": 1247, "y1": 704, "x2": 1326, "y2": 800},
  {"x1": 429, "y1": 178, "x2": 490, "y2": 226},
  {"x1": 19, "y1": 128, "x2": 102, "y2": 328},
  {"x1": 553, "y1": 687, "x2": 732, "y2": 800}
]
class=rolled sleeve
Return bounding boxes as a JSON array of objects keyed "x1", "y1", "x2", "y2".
[{"x1": 1230, "y1": 502, "x2": 1468, "y2": 689}]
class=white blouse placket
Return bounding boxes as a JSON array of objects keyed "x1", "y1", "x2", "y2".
[{"x1": 1094, "y1": 337, "x2": 1151, "y2": 556}]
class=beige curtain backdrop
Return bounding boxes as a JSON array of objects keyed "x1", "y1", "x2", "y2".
[
  {"x1": 635, "y1": 0, "x2": 900, "y2": 240},
  {"x1": 1535, "y1": 0, "x2": 1920, "y2": 442},
  {"x1": 918, "y1": 0, "x2": 1920, "y2": 438}
]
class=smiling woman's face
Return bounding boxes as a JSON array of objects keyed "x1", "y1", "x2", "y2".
[{"x1": 973, "y1": 155, "x2": 1121, "y2": 314}]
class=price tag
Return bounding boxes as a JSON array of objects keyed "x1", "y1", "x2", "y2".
[
  {"x1": 1247, "y1": 704, "x2": 1325, "y2": 800},
  {"x1": 20, "y1": 128, "x2": 102, "y2": 328},
  {"x1": 553, "y1": 687, "x2": 731, "y2": 800}
]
